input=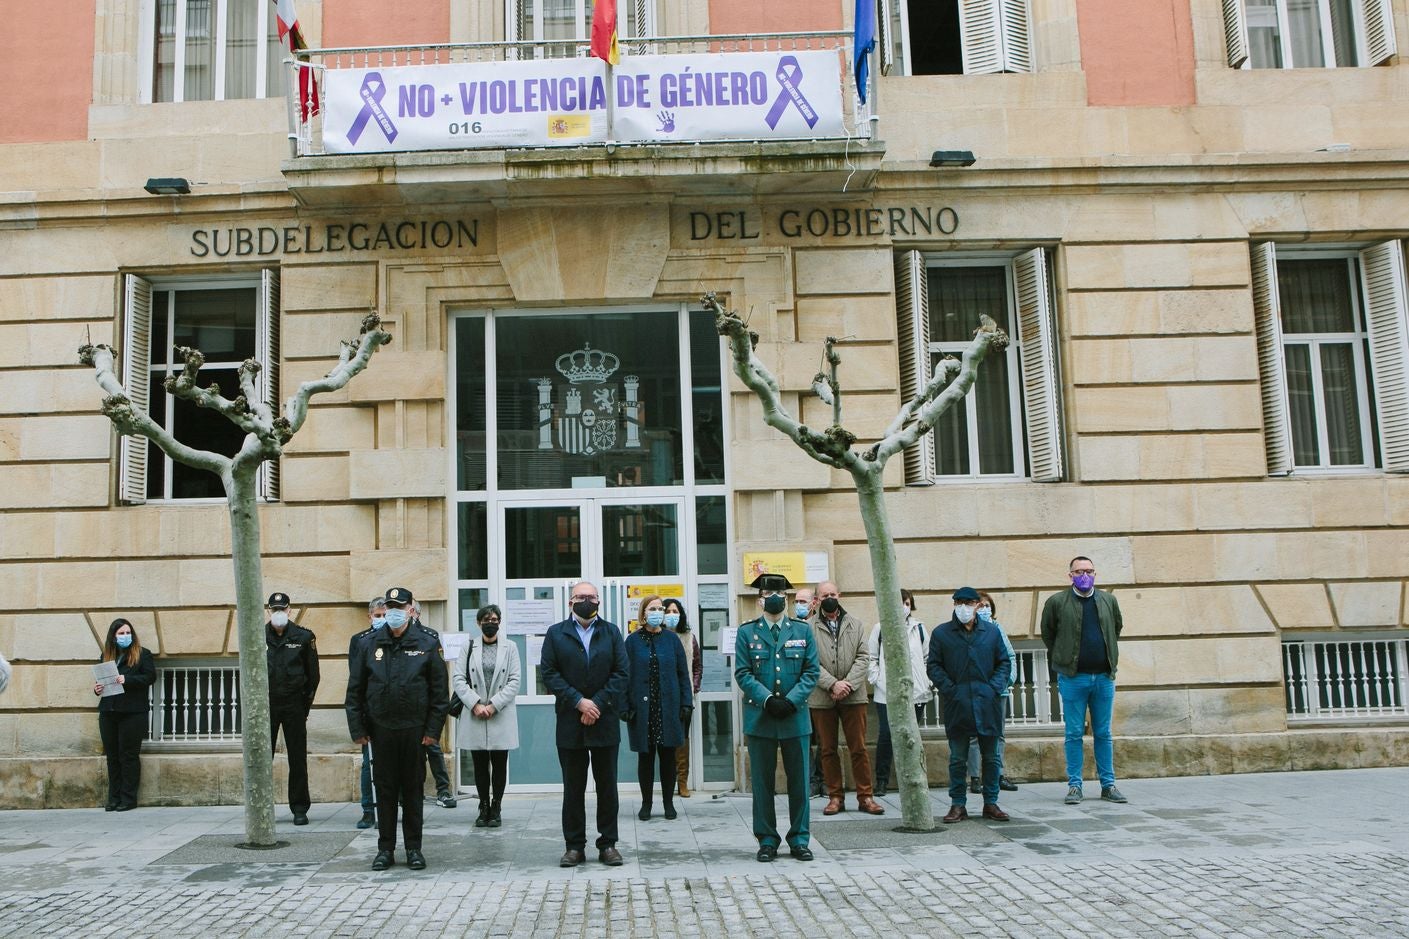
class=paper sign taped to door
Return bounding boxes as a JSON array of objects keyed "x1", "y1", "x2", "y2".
[{"x1": 504, "y1": 599, "x2": 559, "y2": 633}]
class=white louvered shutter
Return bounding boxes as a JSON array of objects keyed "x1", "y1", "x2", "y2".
[
  {"x1": 1013, "y1": 248, "x2": 1063, "y2": 481},
  {"x1": 119, "y1": 275, "x2": 153, "y2": 504},
  {"x1": 1362, "y1": 0, "x2": 1398, "y2": 66},
  {"x1": 1222, "y1": 0, "x2": 1250, "y2": 68},
  {"x1": 257, "y1": 267, "x2": 281, "y2": 501},
  {"x1": 959, "y1": 0, "x2": 1002, "y2": 74},
  {"x1": 998, "y1": 0, "x2": 1033, "y2": 73},
  {"x1": 878, "y1": 0, "x2": 894, "y2": 75},
  {"x1": 1251, "y1": 242, "x2": 1293, "y2": 476},
  {"x1": 895, "y1": 250, "x2": 935, "y2": 484},
  {"x1": 1358, "y1": 241, "x2": 1409, "y2": 472}
]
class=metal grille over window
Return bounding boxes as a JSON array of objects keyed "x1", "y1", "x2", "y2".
[
  {"x1": 1283, "y1": 638, "x2": 1409, "y2": 720},
  {"x1": 150, "y1": 665, "x2": 243, "y2": 742}
]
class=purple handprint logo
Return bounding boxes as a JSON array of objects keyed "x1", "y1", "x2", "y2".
[{"x1": 656, "y1": 111, "x2": 676, "y2": 134}]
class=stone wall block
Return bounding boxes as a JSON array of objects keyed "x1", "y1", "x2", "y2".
[
  {"x1": 1327, "y1": 581, "x2": 1402, "y2": 628},
  {"x1": 8, "y1": 613, "x2": 98, "y2": 661},
  {"x1": 1111, "y1": 688, "x2": 1192, "y2": 736},
  {"x1": 348, "y1": 550, "x2": 445, "y2": 604},
  {"x1": 0, "y1": 275, "x2": 116, "y2": 323},
  {"x1": 793, "y1": 248, "x2": 894, "y2": 297},
  {"x1": 1189, "y1": 686, "x2": 1286, "y2": 734},
  {"x1": 347, "y1": 449, "x2": 446, "y2": 499},
  {"x1": 281, "y1": 264, "x2": 378, "y2": 313},
  {"x1": 281, "y1": 454, "x2": 350, "y2": 502},
  {"x1": 158, "y1": 608, "x2": 231, "y2": 656},
  {"x1": 1256, "y1": 583, "x2": 1335, "y2": 630}
]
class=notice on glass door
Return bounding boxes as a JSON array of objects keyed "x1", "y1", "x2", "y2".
[{"x1": 503, "y1": 599, "x2": 560, "y2": 634}]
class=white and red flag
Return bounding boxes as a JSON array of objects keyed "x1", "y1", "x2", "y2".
[{"x1": 274, "y1": 0, "x2": 320, "y2": 120}]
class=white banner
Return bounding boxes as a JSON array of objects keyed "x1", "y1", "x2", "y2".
[
  {"x1": 611, "y1": 50, "x2": 846, "y2": 143},
  {"x1": 323, "y1": 58, "x2": 610, "y2": 154}
]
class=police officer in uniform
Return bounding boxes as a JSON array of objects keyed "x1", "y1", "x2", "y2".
[
  {"x1": 734, "y1": 574, "x2": 820, "y2": 862},
  {"x1": 345, "y1": 586, "x2": 449, "y2": 871},
  {"x1": 266, "y1": 592, "x2": 319, "y2": 826}
]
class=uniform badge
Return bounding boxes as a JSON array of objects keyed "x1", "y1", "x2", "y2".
[{"x1": 374, "y1": 648, "x2": 384, "y2": 661}]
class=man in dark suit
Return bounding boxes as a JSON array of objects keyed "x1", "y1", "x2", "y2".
[{"x1": 540, "y1": 580, "x2": 630, "y2": 868}]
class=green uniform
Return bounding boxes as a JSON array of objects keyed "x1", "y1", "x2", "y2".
[{"x1": 735, "y1": 614, "x2": 820, "y2": 849}]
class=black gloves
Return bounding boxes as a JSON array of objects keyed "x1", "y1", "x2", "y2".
[{"x1": 764, "y1": 694, "x2": 795, "y2": 718}]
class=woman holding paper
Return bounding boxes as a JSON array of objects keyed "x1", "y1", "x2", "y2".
[{"x1": 92, "y1": 618, "x2": 155, "y2": 811}]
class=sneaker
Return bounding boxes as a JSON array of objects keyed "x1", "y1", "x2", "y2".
[
  {"x1": 356, "y1": 811, "x2": 376, "y2": 830},
  {"x1": 1101, "y1": 786, "x2": 1128, "y2": 803},
  {"x1": 1064, "y1": 786, "x2": 1083, "y2": 805},
  {"x1": 436, "y1": 792, "x2": 458, "y2": 809}
]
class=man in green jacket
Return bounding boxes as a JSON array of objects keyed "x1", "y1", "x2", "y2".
[
  {"x1": 1039, "y1": 556, "x2": 1128, "y2": 806},
  {"x1": 735, "y1": 573, "x2": 820, "y2": 863}
]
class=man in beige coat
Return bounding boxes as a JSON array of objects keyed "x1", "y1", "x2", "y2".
[{"x1": 808, "y1": 582, "x2": 884, "y2": 816}]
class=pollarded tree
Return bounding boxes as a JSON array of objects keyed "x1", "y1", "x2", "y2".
[
  {"x1": 707, "y1": 292, "x2": 1007, "y2": 832},
  {"x1": 79, "y1": 312, "x2": 392, "y2": 846}
]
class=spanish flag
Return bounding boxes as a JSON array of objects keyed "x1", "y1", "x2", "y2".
[
  {"x1": 589, "y1": 0, "x2": 619, "y2": 66},
  {"x1": 274, "y1": 0, "x2": 320, "y2": 120}
]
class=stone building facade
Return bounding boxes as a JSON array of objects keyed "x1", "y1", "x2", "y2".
[{"x1": 1, "y1": 0, "x2": 1407, "y2": 807}]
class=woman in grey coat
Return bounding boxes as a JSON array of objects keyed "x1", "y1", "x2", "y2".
[{"x1": 453, "y1": 605, "x2": 521, "y2": 828}]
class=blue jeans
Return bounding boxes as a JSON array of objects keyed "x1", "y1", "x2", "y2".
[
  {"x1": 1058, "y1": 672, "x2": 1116, "y2": 789},
  {"x1": 359, "y1": 743, "x2": 375, "y2": 812},
  {"x1": 947, "y1": 735, "x2": 999, "y2": 807}
]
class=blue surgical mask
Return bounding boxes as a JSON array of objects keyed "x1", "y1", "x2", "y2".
[
  {"x1": 977, "y1": 608, "x2": 992, "y2": 623},
  {"x1": 645, "y1": 610, "x2": 665, "y2": 628},
  {"x1": 116, "y1": 634, "x2": 133, "y2": 649},
  {"x1": 664, "y1": 613, "x2": 682, "y2": 630},
  {"x1": 384, "y1": 609, "x2": 408, "y2": 628},
  {"x1": 371, "y1": 617, "x2": 387, "y2": 630},
  {"x1": 794, "y1": 602, "x2": 810, "y2": 619}
]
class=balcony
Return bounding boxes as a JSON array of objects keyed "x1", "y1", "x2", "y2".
[{"x1": 280, "y1": 32, "x2": 884, "y2": 206}]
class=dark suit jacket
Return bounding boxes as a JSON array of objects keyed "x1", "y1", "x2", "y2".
[{"x1": 540, "y1": 616, "x2": 629, "y2": 749}]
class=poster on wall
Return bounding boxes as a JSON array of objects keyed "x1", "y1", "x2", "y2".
[
  {"x1": 323, "y1": 57, "x2": 610, "y2": 154},
  {"x1": 741, "y1": 551, "x2": 829, "y2": 587}
]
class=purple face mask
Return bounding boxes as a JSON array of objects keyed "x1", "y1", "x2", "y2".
[{"x1": 1071, "y1": 572, "x2": 1095, "y2": 592}]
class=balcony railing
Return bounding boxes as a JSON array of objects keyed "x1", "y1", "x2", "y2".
[
  {"x1": 286, "y1": 31, "x2": 869, "y2": 157},
  {"x1": 1284, "y1": 637, "x2": 1409, "y2": 721},
  {"x1": 150, "y1": 664, "x2": 243, "y2": 744},
  {"x1": 917, "y1": 647, "x2": 1064, "y2": 732}
]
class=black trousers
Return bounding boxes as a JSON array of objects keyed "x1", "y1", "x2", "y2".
[
  {"x1": 637, "y1": 745, "x2": 676, "y2": 806},
  {"x1": 558, "y1": 745, "x2": 619, "y2": 851},
  {"x1": 270, "y1": 702, "x2": 310, "y2": 814},
  {"x1": 471, "y1": 749, "x2": 509, "y2": 803},
  {"x1": 99, "y1": 711, "x2": 145, "y2": 807},
  {"x1": 371, "y1": 724, "x2": 427, "y2": 853}
]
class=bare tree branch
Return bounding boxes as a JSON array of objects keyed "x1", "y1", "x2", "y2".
[
  {"x1": 164, "y1": 346, "x2": 263, "y2": 436},
  {"x1": 236, "y1": 358, "x2": 276, "y2": 434},
  {"x1": 283, "y1": 312, "x2": 393, "y2": 439},
  {"x1": 80, "y1": 343, "x2": 230, "y2": 476},
  {"x1": 871, "y1": 314, "x2": 1009, "y2": 464},
  {"x1": 882, "y1": 355, "x2": 961, "y2": 439}
]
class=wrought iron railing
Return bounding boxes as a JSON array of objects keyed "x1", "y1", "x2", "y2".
[
  {"x1": 1284, "y1": 637, "x2": 1409, "y2": 720},
  {"x1": 917, "y1": 646, "x2": 1063, "y2": 731},
  {"x1": 150, "y1": 664, "x2": 243, "y2": 743},
  {"x1": 286, "y1": 31, "x2": 870, "y2": 157}
]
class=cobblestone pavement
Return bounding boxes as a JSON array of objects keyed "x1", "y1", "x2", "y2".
[{"x1": 2, "y1": 768, "x2": 1406, "y2": 937}]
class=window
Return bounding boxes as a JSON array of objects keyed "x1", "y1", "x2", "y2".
[
  {"x1": 1283, "y1": 635, "x2": 1409, "y2": 720},
  {"x1": 1252, "y1": 242, "x2": 1409, "y2": 474},
  {"x1": 507, "y1": 0, "x2": 653, "y2": 53},
  {"x1": 145, "y1": 0, "x2": 285, "y2": 103},
  {"x1": 894, "y1": 248, "x2": 1064, "y2": 483},
  {"x1": 883, "y1": 0, "x2": 1033, "y2": 76},
  {"x1": 120, "y1": 271, "x2": 280, "y2": 502},
  {"x1": 1222, "y1": 0, "x2": 1397, "y2": 68},
  {"x1": 150, "y1": 662, "x2": 243, "y2": 744}
]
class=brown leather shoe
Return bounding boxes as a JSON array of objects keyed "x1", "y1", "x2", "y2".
[
  {"x1": 559, "y1": 848, "x2": 586, "y2": 867},
  {"x1": 822, "y1": 797, "x2": 845, "y2": 816},
  {"x1": 981, "y1": 803, "x2": 1010, "y2": 822},
  {"x1": 942, "y1": 805, "x2": 969, "y2": 824},
  {"x1": 599, "y1": 846, "x2": 624, "y2": 866},
  {"x1": 857, "y1": 796, "x2": 886, "y2": 815}
]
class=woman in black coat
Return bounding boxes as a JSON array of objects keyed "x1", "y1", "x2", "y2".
[
  {"x1": 624, "y1": 595, "x2": 692, "y2": 820},
  {"x1": 92, "y1": 618, "x2": 156, "y2": 811}
]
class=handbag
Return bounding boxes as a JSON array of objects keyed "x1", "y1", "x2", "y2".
[{"x1": 446, "y1": 639, "x2": 474, "y2": 718}]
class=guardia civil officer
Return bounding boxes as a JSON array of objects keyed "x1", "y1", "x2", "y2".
[
  {"x1": 734, "y1": 573, "x2": 820, "y2": 862},
  {"x1": 266, "y1": 592, "x2": 319, "y2": 826},
  {"x1": 345, "y1": 586, "x2": 450, "y2": 872}
]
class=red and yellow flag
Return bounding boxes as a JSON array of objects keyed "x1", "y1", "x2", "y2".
[{"x1": 589, "y1": 0, "x2": 619, "y2": 66}]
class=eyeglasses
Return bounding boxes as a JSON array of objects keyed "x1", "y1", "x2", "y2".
[
  {"x1": 570, "y1": 595, "x2": 598, "y2": 602},
  {"x1": 481, "y1": 618, "x2": 500, "y2": 625},
  {"x1": 1069, "y1": 569, "x2": 1095, "y2": 577}
]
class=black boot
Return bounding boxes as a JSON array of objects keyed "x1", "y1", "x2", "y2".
[
  {"x1": 488, "y1": 799, "x2": 502, "y2": 828},
  {"x1": 475, "y1": 800, "x2": 491, "y2": 828}
]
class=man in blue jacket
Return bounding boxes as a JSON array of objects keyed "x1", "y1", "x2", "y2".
[
  {"x1": 734, "y1": 573, "x2": 820, "y2": 862},
  {"x1": 541, "y1": 580, "x2": 630, "y2": 868},
  {"x1": 927, "y1": 586, "x2": 1012, "y2": 824}
]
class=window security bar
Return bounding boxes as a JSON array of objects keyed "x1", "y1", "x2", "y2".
[
  {"x1": 150, "y1": 665, "x2": 244, "y2": 743},
  {"x1": 1283, "y1": 638, "x2": 1409, "y2": 720}
]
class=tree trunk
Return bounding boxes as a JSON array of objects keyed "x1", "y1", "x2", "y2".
[
  {"x1": 853, "y1": 467, "x2": 936, "y2": 831},
  {"x1": 226, "y1": 465, "x2": 276, "y2": 846}
]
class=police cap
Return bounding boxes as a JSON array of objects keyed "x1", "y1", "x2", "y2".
[
  {"x1": 384, "y1": 586, "x2": 414, "y2": 607},
  {"x1": 267, "y1": 592, "x2": 290, "y2": 609},
  {"x1": 748, "y1": 573, "x2": 793, "y2": 593}
]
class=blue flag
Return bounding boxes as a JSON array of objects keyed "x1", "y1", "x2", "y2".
[{"x1": 853, "y1": 0, "x2": 877, "y2": 105}]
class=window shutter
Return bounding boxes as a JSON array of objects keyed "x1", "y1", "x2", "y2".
[
  {"x1": 878, "y1": 0, "x2": 894, "y2": 75},
  {"x1": 119, "y1": 274, "x2": 153, "y2": 505},
  {"x1": 998, "y1": 0, "x2": 1033, "y2": 73},
  {"x1": 257, "y1": 268, "x2": 281, "y2": 501},
  {"x1": 1361, "y1": 0, "x2": 1398, "y2": 66},
  {"x1": 1221, "y1": 0, "x2": 1250, "y2": 68},
  {"x1": 959, "y1": 0, "x2": 1002, "y2": 74},
  {"x1": 895, "y1": 250, "x2": 935, "y2": 484},
  {"x1": 1251, "y1": 242, "x2": 1293, "y2": 476},
  {"x1": 1013, "y1": 248, "x2": 1064, "y2": 482},
  {"x1": 1358, "y1": 241, "x2": 1409, "y2": 472}
]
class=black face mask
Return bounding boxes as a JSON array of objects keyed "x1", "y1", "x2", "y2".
[
  {"x1": 573, "y1": 599, "x2": 599, "y2": 620},
  {"x1": 480, "y1": 624, "x2": 500, "y2": 639},
  {"x1": 762, "y1": 595, "x2": 786, "y2": 615},
  {"x1": 820, "y1": 597, "x2": 841, "y2": 615}
]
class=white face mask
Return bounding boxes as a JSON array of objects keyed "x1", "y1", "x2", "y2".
[
  {"x1": 270, "y1": 611, "x2": 289, "y2": 628},
  {"x1": 954, "y1": 605, "x2": 975, "y2": 625}
]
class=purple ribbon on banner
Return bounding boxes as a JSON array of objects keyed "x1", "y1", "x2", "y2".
[
  {"x1": 763, "y1": 55, "x2": 819, "y2": 130},
  {"x1": 346, "y1": 72, "x2": 399, "y2": 146}
]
